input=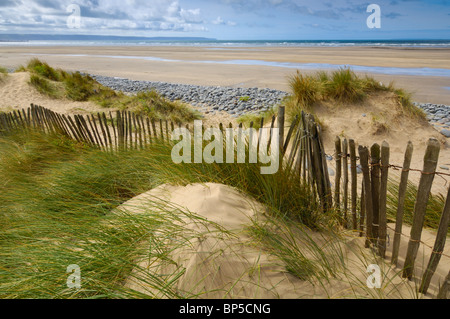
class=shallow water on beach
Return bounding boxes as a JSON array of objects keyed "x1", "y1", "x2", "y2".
[{"x1": 23, "y1": 52, "x2": 450, "y2": 78}]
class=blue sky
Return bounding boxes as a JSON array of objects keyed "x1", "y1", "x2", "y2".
[{"x1": 0, "y1": 0, "x2": 449, "y2": 40}]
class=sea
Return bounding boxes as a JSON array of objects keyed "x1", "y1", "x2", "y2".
[{"x1": 1, "y1": 39, "x2": 450, "y2": 48}]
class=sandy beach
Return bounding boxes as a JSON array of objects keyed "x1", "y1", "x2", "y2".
[{"x1": 0, "y1": 45, "x2": 449, "y2": 104}]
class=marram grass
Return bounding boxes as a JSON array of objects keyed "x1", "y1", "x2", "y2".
[
  {"x1": 0, "y1": 130, "x2": 320, "y2": 298},
  {"x1": 285, "y1": 68, "x2": 426, "y2": 121}
]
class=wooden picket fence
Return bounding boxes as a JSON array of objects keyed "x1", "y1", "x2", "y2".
[
  {"x1": 0, "y1": 104, "x2": 448, "y2": 298},
  {"x1": 331, "y1": 136, "x2": 449, "y2": 298},
  {"x1": 0, "y1": 104, "x2": 179, "y2": 150}
]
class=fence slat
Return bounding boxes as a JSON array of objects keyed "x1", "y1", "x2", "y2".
[
  {"x1": 101, "y1": 113, "x2": 113, "y2": 151},
  {"x1": 360, "y1": 180, "x2": 366, "y2": 237},
  {"x1": 349, "y1": 139, "x2": 358, "y2": 231},
  {"x1": 97, "y1": 113, "x2": 108, "y2": 150},
  {"x1": 403, "y1": 138, "x2": 441, "y2": 280},
  {"x1": 437, "y1": 271, "x2": 449, "y2": 299},
  {"x1": 147, "y1": 118, "x2": 153, "y2": 145},
  {"x1": 370, "y1": 143, "x2": 381, "y2": 245},
  {"x1": 283, "y1": 115, "x2": 299, "y2": 154},
  {"x1": 318, "y1": 125, "x2": 332, "y2": 210},
  {"x1": 359, "y1": 146, "x2": 373, "y2": 248},
  {"x1": 132, "y1": 113, "x2": 139, "y2": 149},
  {"x1": 110, "y1": 112, "x2": 117, "y2": 150},
  {"x1": 86, "y1": 115, "x2": 100, "y2": 148},
  {"x1": 277, "y1": 106, "x2": 285, "y2": 157},
  {"x1": 334, "y1": 137, "x2": 342, "y2": 213},
  {"x1": 151, "y1": 119, "x2": 157, "y2": 141},
  {"x1": 419, "y1": 185, "x2": 450, "y2": 294},
  {"x1": 392, "y1": 141, "x2": 414, "y2": 266},
  {"x1": 286, "y1": 123, "x2": 301, "y2": 172},
  {"x1": 342, "y1": 138, "x2": 349, "y2": 227},
  {"x1": 378, "y1": 141, "x2": 390, "y2": 258}
]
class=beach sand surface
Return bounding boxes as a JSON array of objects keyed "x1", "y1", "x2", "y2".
[{"x1": 0, "y1": 46, "x2": 449, "y2": 104}]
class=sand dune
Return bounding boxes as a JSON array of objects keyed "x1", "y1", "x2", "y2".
[
  {"x1": 313, "y1": 92, "x2": 450, "y2": 194},
  {"x1": 0, "y1": 72, "x2": 101, "y2": 115},
  {"x1": 119, "y1": 183, "x2": 448, "y2": 299}
]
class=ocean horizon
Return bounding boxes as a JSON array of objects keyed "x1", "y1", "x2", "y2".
[{"x1": 1, "y1": 37, "x2": 450, "y2": 48}]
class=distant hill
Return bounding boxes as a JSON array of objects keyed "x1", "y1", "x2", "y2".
[{"x1": 0, "y1": 34, "x2": 217, "y2": 42}]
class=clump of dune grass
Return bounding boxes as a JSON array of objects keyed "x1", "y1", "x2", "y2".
[
  {"x1": 29, "y1": 74, "x2": 64, "y2": 99},
  {"x1": 64, "y1": 71, "x2": 99, "y2": 101},
  {"x1": 325, "y1": 68, "x2": 366, "y2": 103},
  {"x1": 16, "y1": 58, "x2": 200, "y2": 123},
  {"x1": 285, "y1": 68, "x2": 426, "y2": 121},
  {"x1": 386, "y1": 178, "x2": 447, "y2": 233},
  {"x1": 288, "y1": 71, "x2": 322, "y2": 111},
  {"x1": 0, "y1": 66, "x2": 8, "y2": 82},
  {"x1": 120, "y1": 91, "x2": 201, "y2": 123},
  {"x1": 0, "y1": 66, "x2": 8, "y2": 75},
  {"x1": 26, "y1": 58, "x2": 67, "y2": 81}
]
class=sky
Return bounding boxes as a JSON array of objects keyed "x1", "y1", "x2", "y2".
[{"x1": 0, "y1": 0, "x2": 449, "y2": 40}]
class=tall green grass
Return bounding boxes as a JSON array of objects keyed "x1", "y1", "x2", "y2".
[
  {"x1": 0, "y1": 129, "x2": 431, "y2": 298},
  {"x1": 386, "y1": 178, "x2": 447, "y2": 233},
  {"x1": 325, "y1": 68, "x2": 366, "y2": 103},
  {"x1": 288, "y1": 71, "x2": 322, "y2": 110},
  {"x1": 0, "y1": 129, "x2": 323, "y2": 298}
]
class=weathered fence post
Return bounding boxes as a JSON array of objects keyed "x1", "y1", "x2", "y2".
[
  {"x1": 335, "y1": 137, "x2": 342, "y2": 213},
  {"x1": 349, "y1": 139, "x2": 358, "y2": 231},
  {"x1": 309, "y1": 117, "x2": 328, "y2": 212},
  {"x1": 359, "y1": 146, "x2": 373, "y2": 248},
  {"x1": 419, "y1": 185, "x2": 450, "y2": 294},
  {"x1": 437, "y1": 271, "x2": 449, "y2": 299},
  {"x1": 378, "y1": 141, "x2": 390, "y2": 258},
  {"x1": 283, "y1": 115, "x2": 298, "y2": 155},
  {"x1": 392, "y1": 141, "x2": 414, "y2": 266},
  {"x1": 277, "y1": 106, "x2": 285, "y2": 156},
  {"x1": 342, "y1": 138, "x2": 349, "y2": 227},
  {"x1": 360, "y1": 180, "x2": 366, "y2": 237},
  {"x1": 318, "y1": 125, "x2": 332, "y2": 210},
  {"x1": 403, "y1": 138, "x2": 440, "y2": 280},
  {"x1": 370, "y1": 143, "x2": 381, "y2": 245}
]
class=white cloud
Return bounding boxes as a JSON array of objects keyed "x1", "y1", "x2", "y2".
[
  {"x1": 0, "y1": 0, "x2": 208, "y2": 34},
  {"x1": 212, "y1": 16, "x2": 237, "y2": 26},
  {"x1": 212, "y1": 16, "x2": 224, "y2": 25}
]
